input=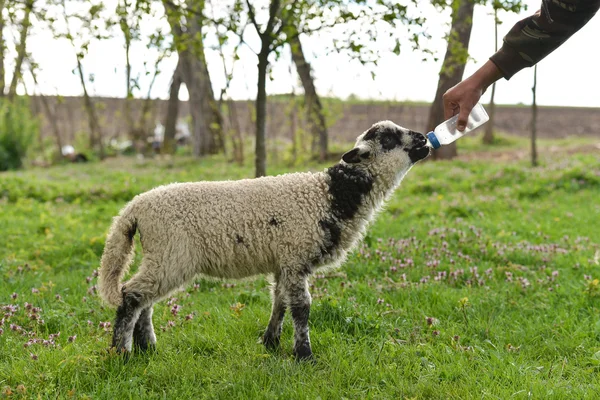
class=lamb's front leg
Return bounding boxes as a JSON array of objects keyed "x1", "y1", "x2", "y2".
[
  {"x1": 263, "y1": 275, "x2": 286, "y2": 350},
  {"x1": 284, "y1": 271, "x2": 313, "y2": 360}
]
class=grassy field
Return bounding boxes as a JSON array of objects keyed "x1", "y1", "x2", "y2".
[{"x1": 1, "y1": 140, "x2": 599, "y2": 399}]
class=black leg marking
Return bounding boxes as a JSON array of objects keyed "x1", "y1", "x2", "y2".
[
  {"x1": 284, "y1": 274, "x2": 313, "y2": 361},
  {"x1": 290, "y1": 303, "x2": 312, "y2": 361},
  {"x1": 133, "y1": 306, "x2": 156, "y2": 352},
  {"x1": 112, "y1": 291, "x2": 143, "y2": 353},
  {"x1": 263, "y1": 277, "x2": 286, "y2": 350}
]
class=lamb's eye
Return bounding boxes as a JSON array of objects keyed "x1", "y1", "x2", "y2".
[{"x1": 381, "y1": 134, "x2": 397, "y2": 150}]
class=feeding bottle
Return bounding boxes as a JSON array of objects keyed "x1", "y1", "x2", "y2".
[{"x1": 426, "y1": 103, "x2": 489, "y2": 149}]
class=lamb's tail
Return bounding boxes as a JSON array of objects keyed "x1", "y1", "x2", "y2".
[{"x1": 98, "y1": 204, "x2": 137, "y2": 307}]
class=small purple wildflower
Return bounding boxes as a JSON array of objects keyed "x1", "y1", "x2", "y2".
[
  {"x1": 31, "y1": 288, "x2": 39, "y2": 294},
  {"x1": 171, "y1": 305, "x2": 182, "y2": 316},
  {"x1": 68, "y1": 335, "x2": 77, "y2": 343},
  {"x1": 11, "y1": 293, "x2": 18, "y2": 300},
  {"x1": 377, "y1": 298, "x2": 384, "y2": 305},
  {"x1": 30, "y1": 353, "x2": 38, "y2": 360}
]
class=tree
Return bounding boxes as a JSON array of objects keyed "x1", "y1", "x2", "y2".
[
  {"x1": 163, "y1": 0, "x2": 224, "y2": 157},
  {"x1": 531, "y1": 64, "x2": 538, "y2": 167},
  {"x1": 289, "y1": 31, "x2": 328, "y2": 162},
  {"x1": 244, "y1": 0, "x2": 283, "y2": 177},
  {"x1": 482, "y1": 5, "x2": 499, "y2": 145},
  {"x1": 427, "y1": 0, "x2": 524, "y2": 159},
  {"x1": 116, "y1": 0, "x2": 139, "y2": 145},
  {"x1": 0, "y1": 0, "x2": 5, "y2": 96},
  {"x1": 163, "y1": 57, "x2": 183, "y2": 154},
  {"x1": 28, "y1": 58, "x2": 63, "y2": 158},
  {"x1": 426, "y1": 0, "x2": 475, "y2": 160},
  {"x1": 236, "y1": 0, "x2": 426, "y2": 176},
  {"x1": 49, "y1": 0, "x2": 112, "y2": 158},
  {"x1": 209, "y1": 0, "x2": 245, "y2": 165},
  {"x1": 7, "y1": 0, "x2": 34, "y2": 100}
]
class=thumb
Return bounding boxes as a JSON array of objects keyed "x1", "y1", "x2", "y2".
[{"x1": 456, "y1": 104, "x2": 472, "y2": 132}]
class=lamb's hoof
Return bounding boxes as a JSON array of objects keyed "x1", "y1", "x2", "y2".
[
  {"x1": 262, "y1": 332, "x2": 280, "y2": 350},
  {"x1": 294, "y1": 344, "x2": 314, "y2": 362}
]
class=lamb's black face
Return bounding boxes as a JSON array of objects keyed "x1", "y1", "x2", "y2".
[
  {"x1": 361, "y1": 122, "x2": 430, "y2": 163},
  {"x1": 341, "y1": 121, "x2": 431, "y2": 171}
]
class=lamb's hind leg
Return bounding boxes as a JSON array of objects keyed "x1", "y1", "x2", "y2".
[
  {"x1": 111, "y1": 260, "x2": 159, "y2": 353},
  {"x1": 111, "y1": 290, "x2": 144, "y2": 353},
  {"x1": 283, "y1": 269, "x2": 313, "y2": 360},
  {"x1": 133, "y1": 306, "x2": 156, "y2": 352},
  {"x1": 263, "y1": 274, "x2": 286, "y2": 350}
]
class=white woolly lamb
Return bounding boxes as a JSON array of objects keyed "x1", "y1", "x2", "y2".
[{"x1": 98, "y1": 120, "x2": 430, "y2": 359}]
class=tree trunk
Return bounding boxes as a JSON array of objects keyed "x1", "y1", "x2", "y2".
[
  {"x1": 164, "y1": 58, "x2": 182, "y2": 154},
  {"x1": 426, "y1": 0, "x2": 475, "y2": 160},
  {"x1": 76, "y1": 57, "x2": 104, "y2": 159},
  {"x1": 30, "y1": 66, "x2": 62, "y2": 157},
  {"x1": 8, "y1": 0, "x2": 33, "y2": 100},
  {"x1": 164, "y1": 0, "x2": 223, "y2": 157},
  {"x1": 186, "y1": 3, "x2": 223, "y2": 156},
  {"x1": 123, "y1": 23, "x2": 136, "y2": 145},
  {"x1": 255, "y1": 52, "x2": 268, "y2": 177},
  {"x1": 136, "y1": 60, "x2": 161, "y2": 147},
  {"x1": 483, "y1": 7, "x2": 499, "y2": 145},
  {"x1": 226, "y1": 99, "x2": 243, "y2": 165},
  {"x1": 531, "y1": 65, "x2": 538, "y2": 167},
  {"x1": 0, "y1": 0, "x2": 6, "y2": 97},
  {"x1": 290, "y1": 34, "x2": 328, "y2": 161}
]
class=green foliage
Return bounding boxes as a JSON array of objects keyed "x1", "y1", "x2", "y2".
[
  {"x1": 0, "y1": 149, "x2": 599, "y2": 398},
  {"x1": 0, "y1": 98, "x2": 38, "y2": 171}
]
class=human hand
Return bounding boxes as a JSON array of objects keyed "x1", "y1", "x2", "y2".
[
  {"x1": 443, "y1": 81, "x2": 483, "y2": 132},
  {"x1": 442, "y1": 60, "x2": 503, "y2": 131}
]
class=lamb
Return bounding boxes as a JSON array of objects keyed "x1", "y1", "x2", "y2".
[{"x1": 98, "y1": 120, "x2": 430, "y2": 360}]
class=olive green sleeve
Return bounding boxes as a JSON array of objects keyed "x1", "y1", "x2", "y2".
[{"x1": 490, "y1": 0, "x2": 600, "y2": 79}]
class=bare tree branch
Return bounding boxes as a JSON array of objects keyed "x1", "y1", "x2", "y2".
[{"x1": 245, "y1": 0, "x2": 261, "y2": 36}]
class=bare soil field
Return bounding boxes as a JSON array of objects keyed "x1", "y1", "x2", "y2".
[{"x1": 31, "y1": 96, "x2": 600, "y2": 146}]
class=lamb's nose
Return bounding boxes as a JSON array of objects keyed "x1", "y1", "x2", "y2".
[{"x1": 409, "y1": 131, "x2": 426, "y2": 146}]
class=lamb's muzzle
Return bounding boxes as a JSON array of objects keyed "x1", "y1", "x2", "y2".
[{"x1": 98, "y1": 120, "x2": 429, "y2": 360}]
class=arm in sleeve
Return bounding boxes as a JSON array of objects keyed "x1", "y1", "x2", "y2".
[{"x1": 490, "y1": 0, "x2": 600, "y2": 79}]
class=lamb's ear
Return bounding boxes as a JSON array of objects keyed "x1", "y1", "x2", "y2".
[
  {"x1": 342, "y1": 147, "x2": 371, "y2": 164},
  {"x1": 342, "y1": 148, "x2": 360, "y2": 164},
  {"x1": 342, "y1": 147, "x2": 370, "y2": 164}
]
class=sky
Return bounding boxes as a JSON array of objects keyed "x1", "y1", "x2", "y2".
[{"x1": 15, "y1": 0, "x2": 600, "y2": 108}]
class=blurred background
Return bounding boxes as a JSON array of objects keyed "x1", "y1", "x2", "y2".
[{"x1": 0, "y1": 0, "x2": 598, "y2": 174}]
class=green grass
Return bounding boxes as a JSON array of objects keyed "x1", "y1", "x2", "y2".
[{"x1": 1, "y1": 147, "x2": 599, "y2": 399}]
